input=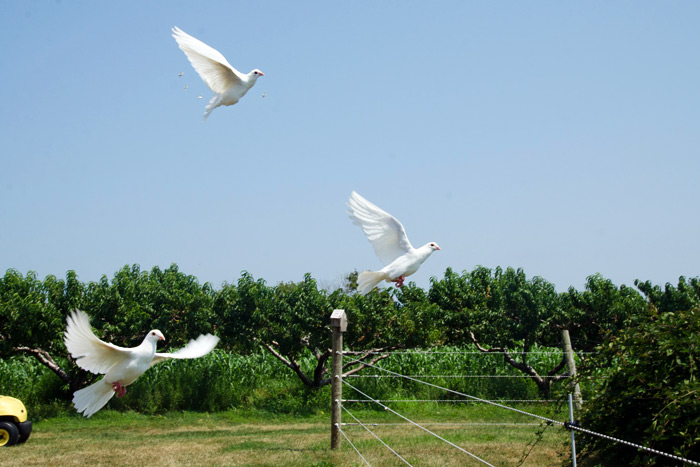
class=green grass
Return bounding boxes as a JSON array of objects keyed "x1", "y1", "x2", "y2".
[{"x1": 0, "y1": 405, "x2": 572, "y2": 466}]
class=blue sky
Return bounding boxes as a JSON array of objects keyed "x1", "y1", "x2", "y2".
[{"x1": 1, "y1": 1, "x2": 699, "y2": 292}]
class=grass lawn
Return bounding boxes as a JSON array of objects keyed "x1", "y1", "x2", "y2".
[{"x1": 0, "y1": 404, "x2": 571, "y2": 466}]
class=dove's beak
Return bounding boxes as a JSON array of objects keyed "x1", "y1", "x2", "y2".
[
  {"x1": 437, "y1": 246, "x2": 441, "y2": 250},
  {"x1": 259, "y1": 72, "x2": 264, "y2": 76}
]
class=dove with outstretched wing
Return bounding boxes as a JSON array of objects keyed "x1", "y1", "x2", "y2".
[
  {"x1": 347, "y1": 191, "x2": 441, "y2": 295},
  {"x1": 65, "y1": 310, "x2": 219, "y2": 417},
  {"x1": 172, "y1": 26, "x2": 263, "y2": 120}
]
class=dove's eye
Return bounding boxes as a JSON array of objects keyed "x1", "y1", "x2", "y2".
[{"x1": 151, "y1": 332, "x2": 155, "y2": 336}]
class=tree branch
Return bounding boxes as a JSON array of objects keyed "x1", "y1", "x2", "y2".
[
  {"x1": 317, "y1": 347, "x2": 397, "y2": 387},
  {"x1": 341, "y1": 352, "x2": 392, "y2": 377},
  {"x1": 258, "y1": 341, "x2": 315, "y2": 387},
  {"x1": 13, "y1": 346, "x2": 72, "y2": 386},
  {"x1": 547, "y1": 357, "x2": 569, "y2": 382},
  {"x1": 468, "y1": 331, "x2": 505, "y2": 353}
]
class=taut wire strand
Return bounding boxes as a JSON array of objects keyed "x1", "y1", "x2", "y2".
[
  {"x1": 343, "y1": 379, "x2": 496, "y2": 467},
  {"x1": 340, "y1": 404, "x2": 413, "y2": 466},
  {"x1": 336, "y1": 423, "x2": 372, "y2": 466},
  {"x1": 341, "y1": 353, "x2": 564, "y2": 427}
]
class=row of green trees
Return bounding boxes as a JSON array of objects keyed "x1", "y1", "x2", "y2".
[
  {"x1": 1, "y1": 264, "x2": 699, "y2": 464},
  {"x1": 1, "y1": 264, "x2": 649, "y2": 394}
]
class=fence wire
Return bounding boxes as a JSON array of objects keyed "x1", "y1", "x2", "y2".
[
  {"x1": 336, "y1": 423, "x2": 372, "y2": 466},
  {"x1": 342, "y1": 353, "x2": 564, "y2": 427},
  {"x1": 343, "y1": 422, "x2": 541, "y2": 427},
  {"x1": 344, "y1": 399, "x2": 560, "y2": 403},
  {"x1": 343, "y1": 378, "x2": 496, "y2": 466},
  {"x1": 340, "y1": 404, "x2": 413, "y2": 466},
  {"x1": 340, "y1": 351, "x2": 700, "y2": 466},
  {"x1": 568, "y1": 424, "x2": 700, "y2": 466},
  {"x1": 343, "y1": 350, "x2": 594, "y2": 355},
  {"x1": 348, "y1": 374, "x2": 568, "y2": 378}
]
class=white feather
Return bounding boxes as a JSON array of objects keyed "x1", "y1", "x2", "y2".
[
  {"x1": 64, "y1": 309, "x2": 133, "y2": 375},
  {"x1": 72, "y1": 379, "x2": 114, "y2": 419},
  {"x1": 347, "y1": 191, "x2": 413, "y2": 266},
  {"x1": 150, "y1": 334, "x2": 220, "y2": 367},
  {"x1": 356, "y1": 270, "x2": 388, "y2": 296}
]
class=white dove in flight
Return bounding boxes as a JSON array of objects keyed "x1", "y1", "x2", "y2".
[
  {"x1": 171, "y1": 26, "x2": 264, "y2": 120},
  {"x1": 64, "y1": 310, "x2": 219, "y2": 417},
  {"x1": 347, "y1": 191, "x2": 441, "y2": 295}
]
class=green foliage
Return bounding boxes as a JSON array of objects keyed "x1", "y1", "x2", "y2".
[
  {"x1": 558, "y1": 274, "x2": 646, "y2": 352},
  {"x1": 0, "y1": 355, "x2": 69, "y2": 419},
  {"x1": 0, "y1": 264, "x2": 218, "y2": 395},
  {"x1": 634, "y1": 275, "x2": 700, "y2": 315},
  {"x1": 429, "y1": 266, "x2": 560, "y2": 349},
  {"x1": 213, "y1": 272, "x2": 446, "y2": 389},
  {"x1": 334, "y1": 282, "x2": 445, "y2": 351},
  {"x1": 576, "y1": 306, "x2": 700, "y2": 465},
  {"x1": 428, "y1": 267, "x2": 570, "y2": 397},
  {"x1": 0, "y1": 269, "x2": 83, "y2": 359},
  {"x1": 83, "y1": 264, "x2": 216, "y2": 349}
]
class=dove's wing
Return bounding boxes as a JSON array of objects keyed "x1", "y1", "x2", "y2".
[
  {"x1": 347, "y1": 191, "x2": 414, "y2": 266},
  {"x1": 171, "y1": 26, "x2": 244, "y2": 95},
  {"x1": 64, "y1": 310, "x2": 134, "y2": 375},
  {"x1": 150, "y1": 334, "x2": 220, "y2": 367}
]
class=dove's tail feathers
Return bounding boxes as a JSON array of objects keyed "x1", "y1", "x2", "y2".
[
  {"x1": 203, "y1": 94, "x2": 222, "y2": 121},
  {"x1": 357, "y1": 270, "x2": 387, "y2": 295},
  {"x1": 73, "y1": 379, "x2": 114, "y2": 418}
]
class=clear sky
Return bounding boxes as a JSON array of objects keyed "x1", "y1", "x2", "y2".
[{"x1": 1, "y1": 1, "x2": 699, "y2": 293}]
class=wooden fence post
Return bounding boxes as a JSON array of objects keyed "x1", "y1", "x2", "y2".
[
  {"x1": 330, "y1": 309, "x2": 347, "y2": 450},
  {"x1": 561, "y1": 329, "x2": 583, "y2": 411}
]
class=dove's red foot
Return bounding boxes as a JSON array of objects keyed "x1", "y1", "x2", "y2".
[
  {"x1": 112, "y1": 382, "x2": 127, "y2": 398},
  {"x1": 392, "y1": 275, "x2": 406, "y2": 288}
]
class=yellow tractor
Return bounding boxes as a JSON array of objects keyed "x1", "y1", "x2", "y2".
[{"x1": 0, "y1": 396, "x2": 32, "y2": 447}]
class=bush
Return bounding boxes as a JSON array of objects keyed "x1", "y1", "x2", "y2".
[{"x1": 576, "y1": 306, "x2": 700, "y2": 465}]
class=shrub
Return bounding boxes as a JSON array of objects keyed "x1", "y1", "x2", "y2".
[{"x1": 576, "y1": 306, "x2": 700, "y2": 465}]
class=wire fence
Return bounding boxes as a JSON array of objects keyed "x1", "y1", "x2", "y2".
[
  {"x1": 335, "y1": 349, "x2": 700, "y2": 466},
  {"x1": 347, "y1": 374, "x2": 569, "y2": 378},
  {"x1": 344, "y1": 399, "x2": 561, "y2": 403},
  {"x1": 344, "y1": 350, "x2": 595, "y2": 355},
  {"x1": 342, "y1": 378, "x2": 496, "y2": 466}
]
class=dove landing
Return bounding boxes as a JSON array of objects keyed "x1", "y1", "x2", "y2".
[
  {"x1": 172, "y1": 26, "x2": 264, "y2": 120},
  {"x1": 347, "y1": 191, "x2": 441, "y2": 295},
  {"x1": 64, "y1": 310, "x2": 219, "y2": 417}
]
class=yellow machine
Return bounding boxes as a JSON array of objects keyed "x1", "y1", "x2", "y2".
[{"x1": 0, "y1": 396, "x2": 32, "y2": 446}]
